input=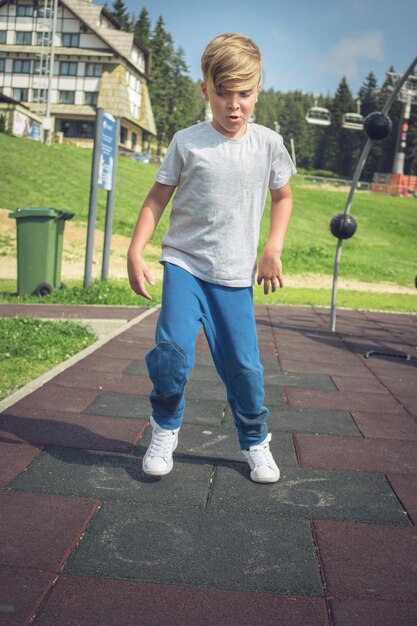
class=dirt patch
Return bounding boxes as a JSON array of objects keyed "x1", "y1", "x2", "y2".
[
  {"x1": 1, "y1": 208, "x2": 162, "y2": 282},
  {"x1": 1, "y1": 208, "x2": 415, "y2": 294}
]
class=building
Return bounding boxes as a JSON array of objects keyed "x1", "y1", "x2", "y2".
[{"x1": 0, "y1": 0, "x2": 156, "y2": 150}]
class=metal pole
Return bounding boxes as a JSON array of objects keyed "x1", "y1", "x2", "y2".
[
  {"x1": 84, "y1": 107, "x2": 103, "y2": 289},
  {"x1": 44, "y1": 0, "x2": 58, "y2": 145},
  {"x1": 392, "y1": 94, "x2": 412, "y2": 175},
  {"x1": 101, "y1": 117, "x2": 120, "y2": 281},
  {"x1": 329, "y1": 54, "x2": 417, "y2": 332}
]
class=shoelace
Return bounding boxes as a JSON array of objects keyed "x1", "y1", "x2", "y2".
[
  {"x1": 149, "y1": 428, "x2": 176, "y2": 458},
  {"x1": 248, "y1": 441, "x2": 275, "y2": 468}
]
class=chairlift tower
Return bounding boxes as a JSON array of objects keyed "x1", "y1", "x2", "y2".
[
  {"x1": 31, "y1": 0, "x2": 58, "y2": 144},
  {"x1": 388, "y1": 71, "x2": 417, "y2": 174}
]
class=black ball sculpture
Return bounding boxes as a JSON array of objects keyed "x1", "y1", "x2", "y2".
[
  {"x1": 330, "y1": 213, "x2": 357, "y2": 240},
  {"x1": 363, "y1": 112, "x2": 392, "y2": 141}
]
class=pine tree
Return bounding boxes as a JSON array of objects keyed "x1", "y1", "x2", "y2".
[
  {"x1": 134, "y1": 8, "x2": 151, "y2": 48},
  {"x1": 109, "y1": 0, "x2": 131, "y2": 31},
  {"x1": 322, "y1": 77, "x2": 357, "y2": 177},
  {"x1": 149, "y1": 16, "x2": 175, "y2": 153}
]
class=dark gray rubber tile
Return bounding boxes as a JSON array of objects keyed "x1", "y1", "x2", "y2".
[
  {"x1": 8, "y1": 447, "x2": 213, "y2": 508},
  {"x1": 259, "y1": 408, "x2": 361, "y2": 437},
  {"x1": 209, "y1": 467, "x2": 410, "y2": 525},
  {"x1": 135, "y1": 425, "x2": 298, "y2": 466},
  {"x1": 63, "y1": 503, "x2": 324, "y2": 596},
  {"x1": 264, "y1": 371, "x2": 336, "y2": 390},
  {"x1": 83, "y1": 392, "x2": 226, "y2": 425}
]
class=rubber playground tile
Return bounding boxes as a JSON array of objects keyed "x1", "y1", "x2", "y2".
[
  {"x1": 0, "y1": 441, "x2": 42, "y2": 488},
  {"x1": 64, "y1": 503, "x2": 324, "y2": 596},
  {"x1": 51, "y1": 368, "x2": 152, "y2": 396},
  {"x1": 330, "y1": 374, "x2": 387, "y2": 393},
  {"x1": 0, "y1": 566, "x2": 55, "y2": 626},
  {"x1": 279, "y1": 358, "x2": 363, "y2": 376},
  {"x1": 286, "y1": 388, "x2": 403, "y2": 414},
  {"x1": 97, "y1": 338, "x2": 154, "y2": 359},
  {"x1": 296, "y1": 435, "x2": 417, "y2": 474},
  {"x1": 35, "y1": 576, "x2": 330, "y2": 626},
  {"x1": 84, "y1": 392, "x2": 226, "y2": 425},
  {"x1": 136, "y1": 424, "x2": 298, "y2": 466},
  {"x1": 209, "y1": 466, "x2": 409, "y2": 525},
  {"x1": 11, "y1": 385, "x2": 99, "y2": 413},
  {"x1": 352, "y1": 410, "x2": 417, "y2": 440},
  {"x1": 264, "y1": 371, "x2": 336, "y2": 390},
  {"x1": 75, "y1": 353, "x2": 138, "y2": 374},
  {"x1": 0, "y1": 491, "x2": 99, "y2": 570},
  {"x1": 267, "y1": 408, "x2": 362, "y2": 437},
  {"x1": 312, "y1": 520, "x2": 417, "y2": 601},
  {"x1": 0, "y1": 407, "x2": 147, "y2": 452},
  {"x1": 329, "y1": 598, "x2": 417, "y2": 626},
  {"x1": 387, "y1": 474, "x2": 417, "y2": 524},
  {"x1": 8, "y1": 447, "x2": 213, "y2": 508}
]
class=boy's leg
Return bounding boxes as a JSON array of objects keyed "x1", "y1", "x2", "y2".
[
  {"x1": 201, "y1": 283, "x2": 269, "y2": 449},
  {"x1": 145, "y1": 262, "x2": 203, "y2": 430},
  {"x1": 201, "y1": 284, "x2": 279, "y2": 482}
]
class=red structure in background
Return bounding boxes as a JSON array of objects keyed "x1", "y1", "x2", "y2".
[{"x1": 371, "y1": 172, "x2": 417, "y2": 196}]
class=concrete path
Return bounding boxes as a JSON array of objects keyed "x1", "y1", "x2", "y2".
[{"x1": 0, "y1": 304, "x2": 416, "y2": 625}]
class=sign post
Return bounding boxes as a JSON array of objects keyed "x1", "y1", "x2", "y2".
[{"x1": 83, "y1": 108, "x2": 120, "y2": 288}]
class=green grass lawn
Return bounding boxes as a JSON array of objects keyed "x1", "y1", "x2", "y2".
[
  {"x1": 2, "y1": 132, "x2": 417, "y2": 288},
  {"x1": 0, "y1": 316, "x2": 97, "y2": 401}
]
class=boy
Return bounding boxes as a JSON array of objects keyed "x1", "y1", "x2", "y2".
[{"x1": 127, "y1": 33, "x2": 296, "y2": 483}]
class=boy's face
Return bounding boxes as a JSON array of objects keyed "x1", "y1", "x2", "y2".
[{"x1": 201, "y1": 79, "x2": 260, "y2": 139}]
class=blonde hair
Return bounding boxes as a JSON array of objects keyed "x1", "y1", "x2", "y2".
[{"x1": 201, "y1": 33, "x2": 262, "y2": 92}]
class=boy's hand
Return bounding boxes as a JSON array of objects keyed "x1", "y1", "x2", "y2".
[
  {"x1": 127, "y1": 252, "x2": 155, "y2": 300},
  {"x1": 257, "y1": 246, "x2": 284, "y2": 294}
]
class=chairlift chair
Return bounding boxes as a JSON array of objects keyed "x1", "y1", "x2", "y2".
[
  {"x1": 305, "y1": 105, "x2": 331, "y2": 126},
  {"x1": 342, "y1": 101, "x2": 364, "y2": 130}
]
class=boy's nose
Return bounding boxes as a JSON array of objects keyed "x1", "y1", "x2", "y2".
[{"x1": 227, "y1": 96, "x2": 240, "y2": 109}]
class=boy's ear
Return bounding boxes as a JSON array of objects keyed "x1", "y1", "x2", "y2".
[{"x1": 201, "y1": 81, "x2": 209, "y2": 101}]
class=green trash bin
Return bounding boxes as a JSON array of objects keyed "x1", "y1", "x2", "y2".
[{"x1": 8, "y1": 207, "x2": 74, "y2": 296}]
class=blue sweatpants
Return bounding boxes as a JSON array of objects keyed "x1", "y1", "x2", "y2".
[{"x1": 145, "y1": 262, "x2": 269, "y2": 449}]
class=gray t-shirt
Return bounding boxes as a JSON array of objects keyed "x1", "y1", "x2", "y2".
[{"x1": 155, "y1": 121, "x2": 296, "y2": 287}]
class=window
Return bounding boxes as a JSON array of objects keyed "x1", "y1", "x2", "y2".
[
  {"x1": 0, "y1": 31, "x2": 6, "y2": 44},
  {"x1": 84, "y1": 91, "x2": 98, "y2": 105},
  {"x1": 120, "y1": 126, "x2": 128, "y2": 144},
  {"x1": 13, "y1": 59, "x2": 31, "y2": 73},
  {"x1": 132, "y1": 132, "x2": 137, "y2": 148},
  {"x1": 59, "y1": 61, "x2": 77, "y2": 76},
  {"x1": 33, "y1": 88, "x2": 47, "y2": 102},
  {"x1": 13, "y1": 88, "x2": 28, "y2": 101},
  {"x1": 59, "y1": 90, "x2": 75, "y2": 104},
  {"x1": 85, "y1": 63, "x2": 102, "y2": 77},
  {"x1": 56, "y1": 118, "x2": 94, "y2": 138},
  {"x1": 16, "y1": 31, "x2": 32, "y2": 45},
  {"x1": 0, "y1": 59, "x2": 5, "y2": 72},
  {"x1": 34, "y1": 59, "x2": 48, "y2": 74},
  {"x1": 62, "y1": 33, "x2": 80, "y2": 48},
  {"x1": 16, "y1": 4, "x2": 33, "y2": 16},
  {"x1": 36, "y1": 31, "x2": 52, "y2": 46},
  {"x1": 36, "y1": 7, "x2": 53, "y2": 18}
]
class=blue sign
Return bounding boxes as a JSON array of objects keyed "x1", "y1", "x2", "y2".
[{"x1": 98, "y1": 112, "x2": 117, "y2": 191}]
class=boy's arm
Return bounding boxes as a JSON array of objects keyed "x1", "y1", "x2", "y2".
[
  {"x1": 257, "y1": 183, "x2": 293, "y2": 295},
  {"x1": 127, "y1": 181, "x2": 176, "y2": 300}
]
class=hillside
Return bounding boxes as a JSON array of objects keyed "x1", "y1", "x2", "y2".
[{"x1": 1, "y1": 133, "x2": 417, "y2": 288}]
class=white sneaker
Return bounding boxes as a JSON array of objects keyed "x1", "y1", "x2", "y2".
[
  {"x1": 142, "y1": 416, "x2": 179, "y2": 476},
  {"x1": 242, "y1": 434, "x2": 280, "y2": 483}
]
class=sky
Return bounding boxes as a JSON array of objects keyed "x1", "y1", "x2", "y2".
[{"x1": 118, "y1": 0, "x2": 417, "y2": 97}]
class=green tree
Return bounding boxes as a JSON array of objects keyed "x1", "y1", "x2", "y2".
[
  {"x1": 322, "y1": 77, "x2": 358, "y2": 177},
  {"x1": 109, "y1": 0, "x2": 131, "y2": 31},
  {"x1": 134, "y1": 7, "x2": 151, "y2": 48},
  {"x1": 149, "y1": 16, "x2": 175, "y2": 153}
]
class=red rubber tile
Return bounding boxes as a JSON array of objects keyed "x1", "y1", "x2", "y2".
[
  {"x1": 331, "y1": 375, "x2": 387, "y2": 393},
  {"x1": 12, "y1": 385, "x2": 98, "y2": 413},
  {"x1": 279, "y1": 359, "x2": 364, "y2": 376},
  {"x1": 0, "y1": 407, "x2": 147, "y2": 452},
  {"x1": 312, "y1": 520, "x2": 417, "y2": 601},
  {"x1": 0, "y1": 441, "x2": 42, "y2": 488},
  {"x1": 52, "y1": 368, "x2": 152, "y2": 395},
  {"x1": 0, "y1": 492, "x2": 100, "y2": 571},
  {"x1": 286, "y1": 388, "x2": 403, "y2": 414},
  {"x1": 73, "y1": 354, "x2": 138, "y2": 373},
  {"x1": 295, "y1": 435, "x2": 417, "y2": 474},
  {"x1": 352, "y1": 411, "x2": 417, "y2": 440},
  {"x1": 35, "y1": 576, "x2": 330, "y2": 626},
  {"x1": 387, "y1": 474, "x2": 417, "y2": 524},
  {"x1": 329, "y1": 598, "x2": 417, "y2": 626},
  {"x1": 0, "y1": 566, "x2": 54, "y2": 626}
]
